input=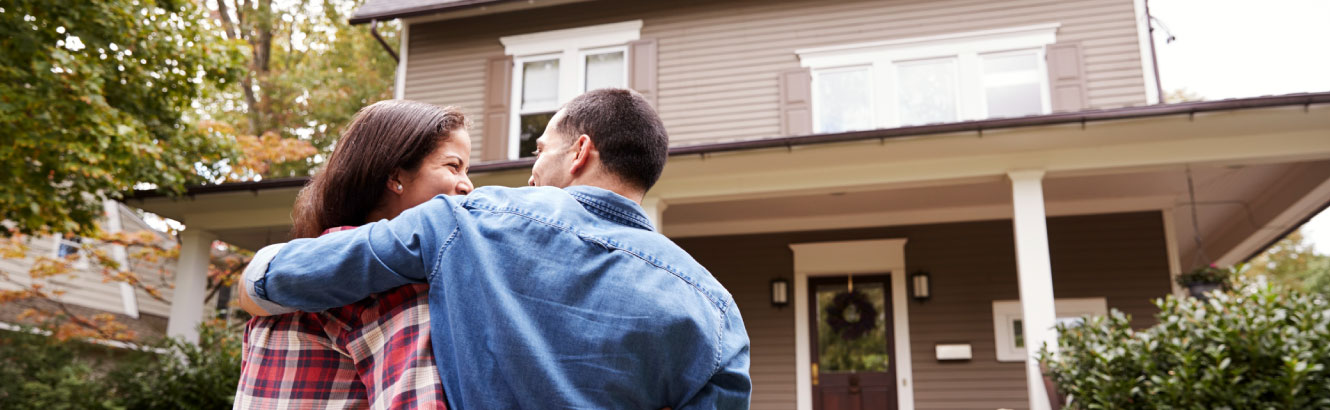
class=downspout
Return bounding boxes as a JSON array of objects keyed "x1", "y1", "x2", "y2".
[
  {"x1": 370, "y1": 20, "x2": 399, "y2": 63},
  {"x1": 1144, "y1": 0, "x2": 1166, "y2": 103}
]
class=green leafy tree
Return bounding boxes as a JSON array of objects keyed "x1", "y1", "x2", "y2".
[
  {"x1": 0, "y1": 0, "x2": 246, "y2": 235},
  {"x1": 206, "y1": 0, "x2": 398, "y2": 179},
  {"x1": 1247, "y1": 229, "x2": 1330, "y2": 295}
]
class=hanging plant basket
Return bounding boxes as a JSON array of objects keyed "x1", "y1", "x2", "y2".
[
  {"x1": 824, "y1": 290, "x2": 878, "y2": 341},
  {"x1": 1176, "y1": 264, "x2": 1238, "y2": 300}
]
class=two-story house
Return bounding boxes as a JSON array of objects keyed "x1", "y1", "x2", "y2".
[{"x1": 126, "y1": 0, "x2": 1330, "y2": 409}]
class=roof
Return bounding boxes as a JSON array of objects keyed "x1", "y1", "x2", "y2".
[
  {"x1": 127, "y1": 91, "x2": 1330, "y2": 199},
  {"x1": 349, "y1": 0, "x2": 516, "y2": 24}
]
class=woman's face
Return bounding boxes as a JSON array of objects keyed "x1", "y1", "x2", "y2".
[{"x1": 390, "y1": 130, "x2": 474, "y2": 216}]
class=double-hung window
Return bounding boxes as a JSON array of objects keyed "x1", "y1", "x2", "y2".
[
  {"x1": 503, "y1": 21, "x2": 640, "y2": 159},
  {"x1": 51, "y1": 235, "x2": 90, "y2": 270},
  {"x1": 799, "y1": 24, "x2": 1059, "y2": 133}
]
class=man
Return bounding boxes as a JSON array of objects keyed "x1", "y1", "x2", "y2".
[{"x1": 239, "y1": 89, "x2": 751, "y2": 409}]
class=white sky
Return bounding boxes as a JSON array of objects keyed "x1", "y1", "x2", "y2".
[{"x1": 1150, "y1": 0, "x2": 1330, "y2": 253}]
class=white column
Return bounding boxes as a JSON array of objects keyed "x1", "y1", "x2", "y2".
[
  {"x1": 1008, "y1": 170, "x2": 1057, "y2": 410},
  {"x1": 641, "y1": 197, "x2": 668, "y2": 232},
  {"x1": 166, "y1": 229, "x2": 216, "y2": 344}
]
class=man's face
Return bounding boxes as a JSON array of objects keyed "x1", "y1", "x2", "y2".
[{"x1": 528, "y1": 109, "x2": 576, "y2": 188}]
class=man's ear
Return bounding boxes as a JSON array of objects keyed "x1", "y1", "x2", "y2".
[{"x1": 568, "y1": 134, "x2": 595, "y2": 177}]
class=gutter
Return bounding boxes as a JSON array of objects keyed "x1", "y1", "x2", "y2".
[
  {"x1": 369, "y1": 20, "x2": 399, "y2": 63},
  {"x1": 130, "y1": 92, "x2": 1330, "y2": 199},
  {"x1": 348, "y1": 0, "x2": 519, "y2": 25}
]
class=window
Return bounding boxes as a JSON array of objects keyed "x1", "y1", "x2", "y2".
[
  {"x1": 51, "y1": 235, "x2": 90, "y2": 270},
  {"x1": 991, "y1": 297, "x2": 1107, "y2": 362},
  {"x1": 812, "y1": 66, "x2": 874, "y2": 133},
  {"x1": 501, "y1": 21, "x2": 640, "y2": 159},
  {"x1": 799, "y1": 23, "x2": 1059, "y2": 132}
]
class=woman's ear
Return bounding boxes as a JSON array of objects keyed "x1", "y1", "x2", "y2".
[{"x1": 387, "y1": 170, "x2": 405, "y2": 194}]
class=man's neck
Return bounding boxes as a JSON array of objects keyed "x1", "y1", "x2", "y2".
[{"x1": 566, "y1": 175, "x2": 644, "y2": 204}]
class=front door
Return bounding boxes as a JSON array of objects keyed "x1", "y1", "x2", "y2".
[{"x1": 809, "y1": 275, "x2": 897, "y2": 410}]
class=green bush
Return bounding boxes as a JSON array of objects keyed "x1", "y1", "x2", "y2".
[
  {"x1": 0, "y1": 329, "x2": 121, "y2": 409},
  {"x1": 1042, "y1": 281, "x2": 1330, "y2": 409},
  {"x1": 0, "y1": 321, "x2": 242, "y2": 409}
]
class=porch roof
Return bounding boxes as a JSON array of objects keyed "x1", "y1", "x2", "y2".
[
  {"x1": 129, "y1": 91, "x2": 1330, "y2": 200},
  {"x1": 124, "y1": 92, "x2": 1330, "y2": 262}
]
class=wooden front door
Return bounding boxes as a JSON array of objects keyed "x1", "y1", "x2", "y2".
[{"x1": 809, "y1": 275, "x2": 897, "y2": 410}]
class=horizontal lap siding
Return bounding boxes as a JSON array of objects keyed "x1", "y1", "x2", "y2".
[
  {"x1": 674, "y1": 211, "x2": 1171, "y2": 410},
  {"x1": 406, "y1": 0, "x2": 1147, "y2": 151}
]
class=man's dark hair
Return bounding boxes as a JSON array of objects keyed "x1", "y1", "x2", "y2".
[{"x1": 557, "y1": 88, "x2": 669, "y2": 192}]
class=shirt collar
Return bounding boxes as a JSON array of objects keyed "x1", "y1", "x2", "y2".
[{"x1": 563, "y1": 185, "x2": 654, "y2": 231}]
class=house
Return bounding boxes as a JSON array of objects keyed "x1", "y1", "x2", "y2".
[
  {"x1": 125, "y1": 0, "x2": 1330, "y2": 409},
  {"x1": 0, "y1": 200, "x2": 182, "y2": 343}
]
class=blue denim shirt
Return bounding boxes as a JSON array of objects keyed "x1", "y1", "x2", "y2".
[{"x1": 243, "y1": 185, "x2": 751, "y2": 410}]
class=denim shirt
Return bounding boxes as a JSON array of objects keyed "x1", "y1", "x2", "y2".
[{"x1": 243, "y1": 185, "x2": 751, "y2": 410}]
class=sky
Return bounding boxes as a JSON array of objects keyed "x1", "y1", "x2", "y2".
[{"x1": 1150, "y1": 0, "x2": 1330, "y2": 252}]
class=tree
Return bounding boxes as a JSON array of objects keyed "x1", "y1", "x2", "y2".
[
  {"x1": 205, "y1": 0, "x2": 398, "y2": 179},
  {"x1": 0, "y1": 0, "x2": 246, "y2": 236},
  {"x1": 1164, "y1": 87, "x2": 1203, "y2": 103},
  {"x1": 1245, "y1": 229, "x2": 1330, "y2": 295}
]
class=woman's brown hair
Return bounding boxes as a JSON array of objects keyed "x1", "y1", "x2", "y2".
[{"x1": 290, "y1": 100, "x2": 469, "y2": 239}]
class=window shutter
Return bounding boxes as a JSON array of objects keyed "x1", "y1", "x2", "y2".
[
  {"x1": 1046, "y1": 43, "x2": 1087, "y2": 112},
  {"x1": 482, "y1": 55, "x2": 513, "y2": 161},
  {"x1": 628, "y1": 39, "x2": 658, "y2": 107},
  {"x1": 779, "y1": 68, "x2": 813, "y2": 136}
]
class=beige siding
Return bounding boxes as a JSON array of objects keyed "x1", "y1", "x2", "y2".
[
  {"x1": 118, "y1": 209, "x2": 178, "y2": 317},
  {"x1": 406, "y1": 0, "x2": 1147, "y2": 152},
  {"x1": 674, "y1": 212, "x2": 1172, "y2": 410}
]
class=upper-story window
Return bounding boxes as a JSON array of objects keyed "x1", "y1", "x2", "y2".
[
  {"x1": 51, "y1": 235, "x2": 90, "y2": 269},
  {"x1": 502, "y1": 21, "x2": 641, "y2": 159},
  {"x1": 797, "y1": 24, "x2": 1059, "y2": 133}
]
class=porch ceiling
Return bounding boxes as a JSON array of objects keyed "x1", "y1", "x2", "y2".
[{"x1": 661, "y1": 159, "x2": 1330, "y2": 271}]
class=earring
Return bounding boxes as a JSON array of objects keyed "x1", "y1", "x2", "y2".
[{"x1": 396, "y1": 183, "x2": 403, "y2": 192}]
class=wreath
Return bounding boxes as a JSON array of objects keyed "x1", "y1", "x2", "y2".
[{"x1": 823, "y1": 290, "x2": 878, "y2": 340}]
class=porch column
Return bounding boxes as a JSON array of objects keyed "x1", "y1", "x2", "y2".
[
  {"x1": 642, "y1": 197, "x2": 668, "y2": 232},
  {"x1": 1008, "y1": 170, "x2": 1058, "y2": 410},
  {"x1": 166, "y1": 229, "x2": 216, "y2": 344}
]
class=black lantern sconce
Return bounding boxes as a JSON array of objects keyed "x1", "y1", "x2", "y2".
[
  {"x1": 910, "y1": 270, "x2": 931, "y2": 302},
  {"x1": 771, "y1": 278, "x2": 790, "y2": 308}
]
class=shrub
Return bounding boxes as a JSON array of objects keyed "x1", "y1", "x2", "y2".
[
  {"x1": 1042, "y1": 280, "x2": 1330, "y2": 409},
  {"x1": 0, "y1": 320, "x2": 242, "y2": 409}
]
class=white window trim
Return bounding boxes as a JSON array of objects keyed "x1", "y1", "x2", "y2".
[
  {"x1": 797, "y1": 23, "x2": 1059, "y2": 129},
  {"x1": 992, "y1": 297, "x2": 1108, "y2": 362},
  {"x1": 501, "y1": 20, "x2": 642, "y2": 159}
]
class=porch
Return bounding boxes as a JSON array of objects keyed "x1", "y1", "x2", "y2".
[{"x1": 126, "y1": 95, "x2": 1330, "y2": 409}]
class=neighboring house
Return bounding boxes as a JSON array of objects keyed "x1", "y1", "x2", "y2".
[
  {"x1": 125, "y1": 0, "x2": 1330, "y2": 409},
  {"x1": 0, "y1": 201, "x2": 179, "y2": 342}
]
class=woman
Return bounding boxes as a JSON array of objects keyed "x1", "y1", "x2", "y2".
[{"x1": 234, "y1": 100, "x2": 473, "y2": 409}]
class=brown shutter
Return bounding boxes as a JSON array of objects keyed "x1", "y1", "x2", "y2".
[
  {"x1": 482, "y1": 55, "x2": 513, "y2": 161},
  {"x1": 628, "y1": 39, "x2": 659, "y2": 108},
  {"x1": 778, "y1": 68, "x2": 813, "y2": 136},
  {"x1": 1046, "y1": 43, "x2": 1088, "y2": 113}
]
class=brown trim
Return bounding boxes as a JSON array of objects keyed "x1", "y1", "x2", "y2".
[
  {"x1": 349, "y1": 0, "x2": 521, "y2": 25},
  {"x1": 131, "y1": 92, "x2": 1330, "y2": 199}
]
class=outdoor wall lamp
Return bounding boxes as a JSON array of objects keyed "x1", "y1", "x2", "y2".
[
  {"x1": 911, "y1": 270, "x2": 932, "y2": 302},
  {"x1": 771, "y1": 278, "x2": 790, "y2": 308}
]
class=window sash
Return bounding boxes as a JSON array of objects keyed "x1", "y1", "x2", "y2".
[{"x1": 812, "y1": 65, "x2": 875, "y2": 134}]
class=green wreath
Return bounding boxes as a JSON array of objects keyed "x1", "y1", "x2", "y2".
[{"x1": 824, "y1": 290, "x2": 878, "y2": 341}]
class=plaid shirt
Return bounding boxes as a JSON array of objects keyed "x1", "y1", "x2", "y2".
[{"x1": 235, "y1": 227, "x2": 446, "y2": 410}]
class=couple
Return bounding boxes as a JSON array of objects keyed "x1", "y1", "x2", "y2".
[{"x1": 235, "y1": 89, "x2": 752, "y2": 409}]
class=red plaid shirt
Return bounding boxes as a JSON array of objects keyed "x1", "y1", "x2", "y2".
[{"x1": 235, "y1": 227, "x2": 446, "y2": 410}]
